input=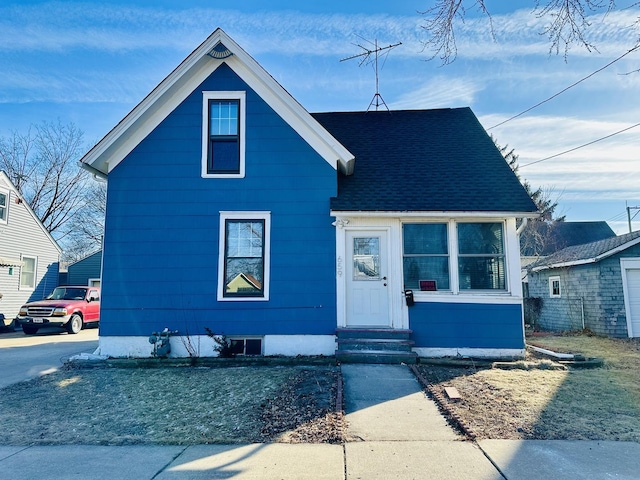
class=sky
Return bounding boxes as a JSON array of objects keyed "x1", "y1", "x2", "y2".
[{"x1": 1, "y1": 0, "x2": 639, "y2": 233}]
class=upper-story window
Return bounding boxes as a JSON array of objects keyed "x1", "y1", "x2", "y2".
[
  {"x1": 0, "y1": 189, "x2": 8, "y2": 224},
  {"x1": 202, "y1": 91, "x2": 246, "y2": 178}
]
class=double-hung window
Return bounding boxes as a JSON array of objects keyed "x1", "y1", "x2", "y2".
[
  {"x1": 20, "y1": 256, "x2": 36, "y2": 290},
  {"x1": 202, "y1": 91, "x2": 245, "y2": 178},
  {"x1": 457, "y1": 222, "x2": 506, "y2": 290},
  {"x1": 0, "y1": 189, "x2": 7, "y2": 224},
  {"x1": 218, "y1": 212, "x2": 270, "y2": 301},
  {"x1": 402, "y1": 223, "x2": 450, "y2": 291},
  {"x1": 549, "y1": 276, "x2": 561, "y2": 298}
]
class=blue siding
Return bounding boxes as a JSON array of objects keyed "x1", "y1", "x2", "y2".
[
  {"x1": 67, "y1": 251, "x2": 102, "y2": 286},
  {"x1": 409, "y1": 302, "x2": 525, "y2": 349},
  {"x1": 100, "y1": 63, "x2": 337, "y2": 337}
]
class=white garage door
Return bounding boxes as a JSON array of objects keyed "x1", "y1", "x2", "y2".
[{"x1": 621, "y1": 260, "x2": 640, "y2": 338}]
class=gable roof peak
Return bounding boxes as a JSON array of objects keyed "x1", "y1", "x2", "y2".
[{"x1": 79, "y1": 28, "x2": 354, "y2": 177}]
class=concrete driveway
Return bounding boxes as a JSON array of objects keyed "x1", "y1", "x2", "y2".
[{"x1": 0, "y1": 326, "x2": 99, "y2": 389}]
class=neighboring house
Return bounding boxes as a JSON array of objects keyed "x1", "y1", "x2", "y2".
[
  {"x1": 520, "y1": 221, "x2": 616, "y2": 290},
  {"x1": 527, "y1": 230, "x2": 640, "y2": 338},
  {"x1": 79, "y1": 29, "x2": 537, "y2": 359},
  {"x1": 0, "y1": 171, "x2": 62, "y2": 328},
  {"x1": 66, "y1": 250, "x2": 102, "y2": 287}
]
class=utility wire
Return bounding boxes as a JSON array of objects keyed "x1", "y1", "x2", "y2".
[
  {"x1": 488, "y1": 44, "x2": 640, "y2": 130},
  {"x1": 520, "y1": 122, "x2": 640, "y2": 168}
]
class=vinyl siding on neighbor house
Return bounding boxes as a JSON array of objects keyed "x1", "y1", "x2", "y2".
[
  {"x1": 100, "y1": 64, "x2": 338, "y2": 337},
  {"x1": 0, "y1": 175, "x2": 61, "y2": 319}
]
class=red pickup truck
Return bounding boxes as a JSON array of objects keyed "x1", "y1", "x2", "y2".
[{"x1": 18, "y1": 286, "x2": 100, "y2": 335}]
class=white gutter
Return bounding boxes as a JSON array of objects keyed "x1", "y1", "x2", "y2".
[{"x1": 516, "y1": 217, "x2": 528, "y2": 235}]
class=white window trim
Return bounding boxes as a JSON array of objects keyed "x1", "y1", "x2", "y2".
[
  {"x1": 201, "y1": 91, "x2": 246, "y2": 179},
  {"x1": 217, "y1": 211, "x2": 271, "y2": 302},
  {"x1": 20, "y1": 255, "x2": 37, "y2": 290},
  {"x1": 549, "y1": 276, "x2": 561, "y2": 298},
  {"x1": 404, "y1": 219, "x2": 510, "y2": 300},
  {"x1": 0, "y1": 187, "x2": 8, "y2": 225}
]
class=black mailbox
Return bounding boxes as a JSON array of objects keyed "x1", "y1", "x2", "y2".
[{"x1": 404, "y1": 289, "x2": 414, "y2": 307}]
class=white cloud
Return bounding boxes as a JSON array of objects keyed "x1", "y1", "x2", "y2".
[{"x1": 390, "y1": 77, "x2": 483, "y2": 109}]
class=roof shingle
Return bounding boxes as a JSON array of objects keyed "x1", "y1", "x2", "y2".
[{"x1": 312, "y1": 108, "x2": 537, "y2": 213}]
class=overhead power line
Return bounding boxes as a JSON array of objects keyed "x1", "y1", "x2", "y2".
[
  {"x1": 488, "y1": 43, "x2": 640, "y2": 131},
  {"x1": 520, "y1": 122, "x2": 640, "y2": 168}
]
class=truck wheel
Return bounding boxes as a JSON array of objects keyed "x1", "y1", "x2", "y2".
[
  {"x1": 23, "y1": 325, "x2": 38, "y2": 335},
  {"x1": 67, "y1": 314, "x2": 83, "y2": 334}
]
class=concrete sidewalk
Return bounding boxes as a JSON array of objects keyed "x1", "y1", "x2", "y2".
[{"x1": 0, "y1": 364, "x2": 638, "y2": 479}]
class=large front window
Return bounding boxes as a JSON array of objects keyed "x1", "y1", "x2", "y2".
[
  {"x1": 218, "y1": 212, "x2": 270, "y2": 301},
  {"x1": 458, "y1": 222, "x2": 506, "y2": 290},
  {"x1": 401, "y1": 221, "x2": 507, "y2": 294},
  {"x1": 403, "y1": 223, "x2": 449, "y2": 290}
]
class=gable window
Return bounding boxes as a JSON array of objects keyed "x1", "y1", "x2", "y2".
[
  {"x1": 20, "y1": 256, "x2": 36, "y2": 290},
  {"x1": 218, "y1": 212, "x2": 270, "y2": 301},
  {"x1": 402, "y1": 223, "x2": 450, "y2": 291},
  {"x1": 202, "y1": 91, "x2": 245, "y2": 178},
  {"x1": 0, "y1": 189, "x2": 7, "y2": 224},
  {"x1": 549, "y1": 276, "x2": 561, "y2": 298},
  {"x1": 457, "y1": 222, "x2": 506, "y2": 290}
]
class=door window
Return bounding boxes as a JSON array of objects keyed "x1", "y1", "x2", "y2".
[{"x1": 352, "y1": 237, "x2": 380, "y2": 280}]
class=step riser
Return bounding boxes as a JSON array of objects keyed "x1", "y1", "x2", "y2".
[
  {"x1": 336, "y1": 351, "x2": 418, "y2": 364},
  {"x1": 336, "y1": 329, "x2": 412, "y2": 341},
  {"x1": 337, "y1": 341, "x2": 414, "y2": 352}
]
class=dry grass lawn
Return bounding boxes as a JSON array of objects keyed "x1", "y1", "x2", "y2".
[
  {"x1": 416, "y1": 334, "x2": 640, "y2": 441},
  {"x1": 0, "y1": 364, "x2": 341, "y2": 446}
]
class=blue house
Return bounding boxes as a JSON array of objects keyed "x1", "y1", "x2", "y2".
[
  {"x1": 80, "y1": 29, "x2": 537, "y2": 360},
  {"x1": 66, "y1": 250, "x2": 102, "y2": 287}
]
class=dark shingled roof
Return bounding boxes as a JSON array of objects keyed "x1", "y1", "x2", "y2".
[
  {"x1": 529, "y1": 230, "x2": 640, "y2": 271},
  {"x1": 521, "y1": 221, "x2": 616, "y2": 256},
  {"x1": 312, "y1": 108, "x2": 537, "y2": 213}
]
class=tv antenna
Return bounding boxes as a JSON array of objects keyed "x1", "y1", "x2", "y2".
[{"x1": 341, "y1": 36, "x2": 402, "y2": 111}]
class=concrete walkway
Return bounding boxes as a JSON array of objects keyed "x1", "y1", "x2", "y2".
[{"x1": 0, "y1": 363, "x2": 638, "y2": 479}]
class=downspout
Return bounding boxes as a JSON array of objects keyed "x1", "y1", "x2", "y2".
[
  {"x1": 516, "y1": 217, "x2": 528, "y2": 236},
  {"x1": 581, "y1": 296, "x2": 585, "y2": 330}
]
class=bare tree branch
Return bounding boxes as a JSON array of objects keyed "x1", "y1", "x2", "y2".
[
  {"x1": 420, "y1": 0, "x2": 639, "y2": 64},
  {"x1": 0, "y1": 121, "x2": 104, "y2": 259}
]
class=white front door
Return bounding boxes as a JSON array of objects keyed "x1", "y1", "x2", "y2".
[{"x1": 345, "y1": 230, "x2": 391, "y2": 327}]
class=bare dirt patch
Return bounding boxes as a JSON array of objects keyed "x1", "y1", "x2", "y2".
[
  {"x1": 415, "y1": 334, "x2": 640, "y2": 441},
  {"x1": 0, "y1": 364, "x2": 345, "y2": 446}
]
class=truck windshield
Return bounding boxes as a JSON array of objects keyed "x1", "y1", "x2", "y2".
[{"x1": 47, "y1": 287, "x2": 88, "y2": 301}]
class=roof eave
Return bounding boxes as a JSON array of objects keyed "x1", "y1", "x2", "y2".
[{"x1": 330, "y1": 210, "x2": 539, "y2": 218}]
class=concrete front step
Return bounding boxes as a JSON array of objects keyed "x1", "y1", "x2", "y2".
[
  {"x1": 336, "y1": 350, "x2": 418, "y2": 364},
  {"x1": 336, "y1": 329, "x2": 417, "y2": 364},
  {"x1": 337, "y1": 338, "x2": 415, "y2": 352},
  {"x1": 335, "y1": 328, "x2": 412, "y2": 340}
]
